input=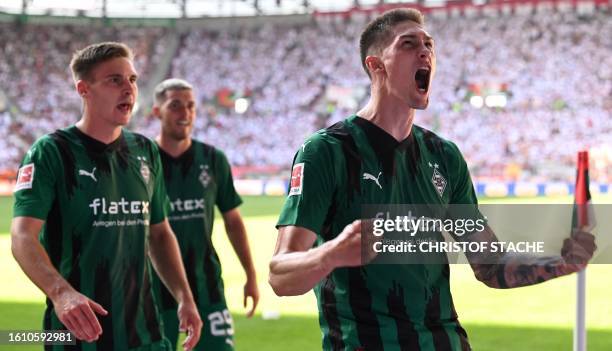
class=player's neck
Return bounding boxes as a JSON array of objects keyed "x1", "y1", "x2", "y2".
[
  {"x1": 75, "y1": 116, "x2": 122, "y2": 144},
  {"x1": 156, "y1": 134, "x2": 192, "y2": 158},
  {"x1": 357, "y1": 93, "x2": 415, "y2": 141}
]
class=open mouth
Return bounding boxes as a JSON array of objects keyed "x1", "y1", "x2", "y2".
[
  {"x1": 415, "y1": 68, "x2": 430, "y2": 94},
  {"x1": 117, "y1": 103, "x2": 132, "y2": 113},
  {"x1": 177, "y1": 120, "x2": 190, "y2": 126}
]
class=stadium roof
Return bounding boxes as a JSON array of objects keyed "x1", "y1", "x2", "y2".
[{"x1": 0, "y1": 0, "x2": 458, "y2": 18}]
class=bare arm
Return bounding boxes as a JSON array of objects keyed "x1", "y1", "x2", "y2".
[
  {"x1": 269, "y1": 220, "x2": 368, "y2": 296},
  {"x1": 467, "y1": 226, "x2": 596, "y2": 288},
  {"x1": 222, "y1": 208, "x2": 259, "y2": 317},
  {"x1": 11, "y1": 216, "x2": 107, "y2": 342},
  {"x1": 149, "y1": 219, "x2": 202, "y2": 350}
]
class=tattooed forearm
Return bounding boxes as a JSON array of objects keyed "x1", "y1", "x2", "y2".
[
  {"x1": 463, "y1": 226, "x2": 591, "y2": 289},
  {"x1": 472, "y1": 255, "x2": 576, "y2": 289}
]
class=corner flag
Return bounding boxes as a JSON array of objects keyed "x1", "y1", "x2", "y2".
[
  {"x1": 572, "y1": 150, "x2": 591, "y2": 351},
  {"x1": 573, "y1": 151, "x2": 592, "y2": 229}
]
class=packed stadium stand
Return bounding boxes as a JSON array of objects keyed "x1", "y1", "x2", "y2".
[{"x1": 0, "y1": 1, "x2": 610, "y2": 187}]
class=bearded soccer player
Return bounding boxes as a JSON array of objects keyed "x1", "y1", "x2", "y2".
[
  {"x1": 151, "y1": 78, "x2": 259, "y2": 351},
  {"x1": 269, "y1": 8, "x2": 596, "y2": 350},
  {"x1": 11, "y1": 42, "x2": 202, "y2": 350}
]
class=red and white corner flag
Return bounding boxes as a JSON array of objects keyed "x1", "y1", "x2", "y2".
[
  {"x1": 573, "y1": 151, "x2": 592, "y2": 229},
  {"x1": 572, "y1": 150, "x2": 591, "y2": 351}
]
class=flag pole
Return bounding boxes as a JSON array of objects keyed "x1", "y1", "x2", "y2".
[
  {"x1": 573, "y1": 151, "x2": 589, "y2": 351},
  {"x1": 574, "y1": 269, "x2": 586, "y2": 351}
]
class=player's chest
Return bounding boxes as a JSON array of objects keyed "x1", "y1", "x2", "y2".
[
  {"x1": 356, "y1": 153, "x2": 452, "y2": 205},
  {"x1": 165, "y1": 161, "x2": 217, "y2": 213},
  {"x1": 60, "y1": 153, "x2": 156, "y2": 213}
]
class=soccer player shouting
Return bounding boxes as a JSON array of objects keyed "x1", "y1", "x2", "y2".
[
  {"x1": 270, "y1": 9, "x2": 596, "y2": 350},
  {"x1": 11, "y1": 42, "x2": 202, "y2": 350},
  {"x1": 151, "y1": 78, "x2": 259, "y2": 351}
]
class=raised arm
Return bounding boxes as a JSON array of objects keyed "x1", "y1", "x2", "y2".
[
  {"x1": 466, "y1": 225, "x2": 596, "y2": 289},
  {"x1": 11, "y1": 216, "x2": 107, "y2": 342},
  {"x1": 269, "y1": 220, "x2": 368, "y2": 296}
]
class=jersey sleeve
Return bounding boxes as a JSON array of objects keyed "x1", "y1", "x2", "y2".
[
  {"x1": 448, "y1": 141, "x2": 478, "y2": 205},
  {"x1": 215, "y1": 149, "x2": 242, "y2": 213},
  {"x1": 276, "y1": 134, "x2": 335, "y2": 235},
  {"x1": 13, "y1": 137, "x2": 59, "y2": 220},
  {"x1": 149, "y1": 142, "x2": 169, "y2": 225},
  {"x1": 445, "y1": 141, "x2": 486, "y2": 240}
]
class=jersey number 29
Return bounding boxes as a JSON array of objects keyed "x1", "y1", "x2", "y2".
[{"x1": 208, "y1": 309, "x2": 234, "y2": 337}]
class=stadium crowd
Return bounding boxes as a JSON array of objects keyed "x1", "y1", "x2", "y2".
[
  {"x1": 1, "y1": 9, "x2": 610, "y2": 182},
  {"x1": 0, "y1": 22, "x2": 167, "y2": 153}
]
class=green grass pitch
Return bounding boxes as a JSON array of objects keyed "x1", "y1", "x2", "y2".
[{"x1": 0, "y1": 195, "x2": 610, "y2": 350}]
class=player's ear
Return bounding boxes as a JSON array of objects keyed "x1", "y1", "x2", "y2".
[
  {"x1": 365, "y1": 56, "x2": 384, "y2": 76},
  {"x1": 76, "y1": 80, "x2": 88, "y2": 98},
  {"x1": 152, "y1": 105, "x2": 161, "y2": 119}
]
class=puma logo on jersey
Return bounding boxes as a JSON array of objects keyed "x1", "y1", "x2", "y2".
[
  {"x1": 301, "y1": 141, "x2": 311, "y2": 152},
  {"x1": 363, "y1": 171, "x2": 382, "y2": 190},
  {"x1": 79, "y1": 167, "x2": 97, "y2": 182}
]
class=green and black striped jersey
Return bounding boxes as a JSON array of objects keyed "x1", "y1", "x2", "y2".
[
  {"x1": 13, "y1": 126, "x2": 170, "y2": 351},
  {"x1": 277, "y1": 115, "x2": 478, "y2": 351},
  {"x1": 151, "y1": 140, "x2": 241, "y2": 317}
]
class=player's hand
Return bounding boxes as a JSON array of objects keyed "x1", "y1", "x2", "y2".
[
  {"x1": 560, "y1": 229, "x2": 597, "y2": 273},
  {"x1": 243, "y1": 276, "x2": 259, "y2": 318},
  {"x1": 328, "y1": 220, "x2": 379, "y2": 268},
  {"x1": 52, "y1": 289, "x2": 107, "y2": 342},
  {"x1": 178, "y1": 298, "x2": 202, "y2": 351}
]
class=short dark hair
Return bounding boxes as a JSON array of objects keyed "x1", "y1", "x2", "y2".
[
  {"x1": 70, "y1": 42, "x2": 133, "y2": 81},
  {"x1": 359, "y1": 8, "x2": 425, "y2": 78},
  {"x1": 154, "y1": 78, "x2": 193, "y2": 105}
]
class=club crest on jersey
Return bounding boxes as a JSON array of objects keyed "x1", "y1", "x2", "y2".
[
  {"x1": 137, "y1": 156, "x2": 150, "y2": 183},
  {"x1": 15, "y1": 163, "x2": 35, "y2": 192},
  {"x1": 429, "y1": 162, "x2": 447, "y2": 197},
  {"x1": 289, "y1": 163, "x2": 304, "y2": 196},
  {"x1": 199, "y1": 165, "x2": 211, "y2": 187}
]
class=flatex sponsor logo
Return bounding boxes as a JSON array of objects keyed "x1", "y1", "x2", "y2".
[
  {"x1": 89, "y1": 198, "x2": 150, "y2": 215},
  {"x1": 169, "y1": 198, "x2": 205, "y2": 213}
]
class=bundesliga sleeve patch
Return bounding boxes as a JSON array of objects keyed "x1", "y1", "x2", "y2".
[
  {"x1": 14, "y1": 163, "x2": 35, "y2": 192},
  {"x1": 289, "y1": 163, "x2": 304, "y2": 196}
]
